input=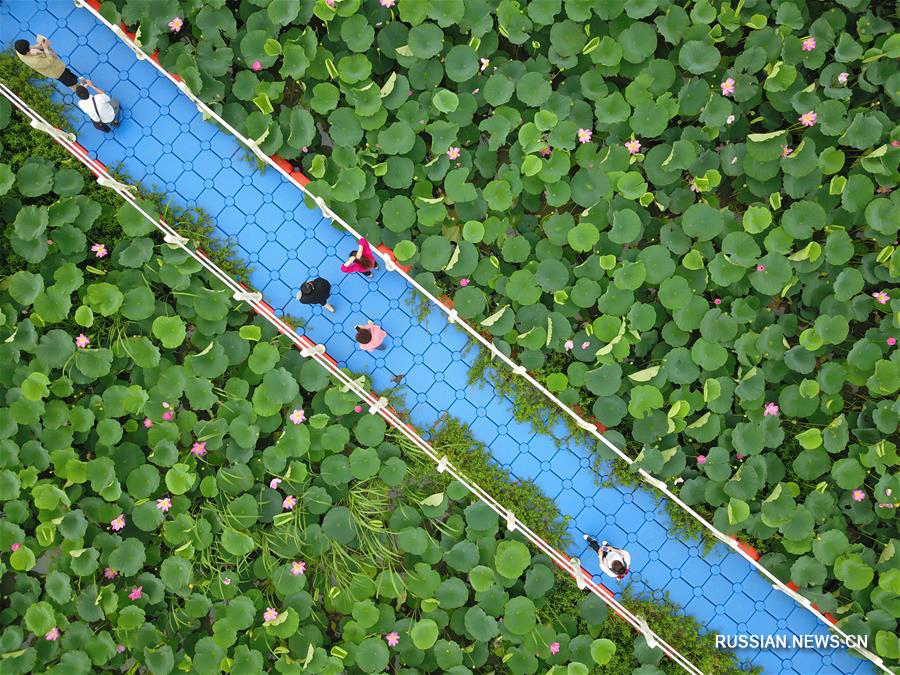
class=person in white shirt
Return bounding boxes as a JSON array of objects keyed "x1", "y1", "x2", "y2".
[
  {"x1": 583, "y1": 534, "x2": 631, "y2": 580},
  {"x1": 75, "y1": 79, "x2": 120, "y2": 131}
]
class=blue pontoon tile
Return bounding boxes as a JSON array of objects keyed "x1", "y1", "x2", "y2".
[
  {"x1": 718, "y1": 549, "x2": 753, "y2": 581},
  {"x1": 484, "y1": 395, "x2": 514, "y2": 424},
  {"x1": 636, "y1": 520, "x2": 668, "y2": 551},
  {"x1": 5, "y1": 0, "x2": 37, "y2": 23},
  {"x1": 569, "y1": 469, "x2": 599, "y2": 498},
  {"x1": 209, "y1": 130, "x2": 240, "y2": 158},
  {"x1": 338, "y1": 276, "x2": 375, "y2": 304},
  {"x1": 151, "y1": 115, "x2": 181, "y2": 145},
  {"x1": 48, "y1": 28, "x2": 77, "y2": 55},
  {"x1": 468, "y1": 417, "x2": 499, "y2": 443},
  {"x1": 437, "y1": 324, "x2": 470, "y2": 351},
  {"x1": 262, "y1": 279, "x2": 291, "y2": 308},
  {"x1": 273, "y1": 182, "x2": 303, "y2": 211},
  {"x1": 509, "y1": 450, "x2": 542, "y2": 478},
  {"x1": 700, "y1": 573, "x2": 733, "y2": 606},
  {"x1": 253, "y1": 203, "x2": 285, "y2": 232},
  {"x1": 723, "y1": 592, "x2": 756, "y2": 623},
  {"x1": 310, "y1": 219, "x2": 345, "y2": 246},
  {"x1": 408, "y1": 401, "x2": 439, "y2": 428},
  {"x1": 155, "y1": 154, "x2": 186, "y2": 183},
  {"x1": 657, "y1": 538, "x2": 691, "y2": 567},
  {"x1": 685, "y1": 596, "x2": 717, "y2": 624},
  {"x1": 423, "y1": 341, "x2": 451, "y2": 366},
  {"x1": 344, "y1": 349, "x2": 371, "y2": 375},
  {"x1": 739, "y1": 570, "x2": 775, "y2": 601},
  {"x1": 639, "y1": 559, "x2": 672, "y2": 587},
  {"x1": 168, "y1": 95, "x2": 198, "y2": 124},
  {"x1": 175, "y1": 172, "x2": 206, "y2": 202},
  {"x1": 400, "y1": 325, "x2": 431, "y2": 355},
  {"x1": 447, "y1": 398, "x2": 476, "y2": 422},
  {"x1": 404, "y1": 364, "x2": 436, "y2": 393},
  {"x1": 443, "y1": 361, "x2": 472, "y2": 389},
  {"x1": 259, "y1": 240, "x2": 289, "y2": 272},
  {"x1": 146, "y1": 77, "x2": 177, "y2": 106},
  {"x1": 234, "y1": 184, "x2": 264, "y2": 213},
  {"x1": 383, "y1": 345, "x2": 415, "y2": 376},
  {"x1": 173, "y1": 134, "x2": 202, "y2": 163},
  {"x1": 547, "y1": 449, "x2": 581, "y2": 480},
  {"x1": 532, "y1": 471, "x2": 564, "y2": 501},
  {"x1": 427, "y1": 381, "x2": 458, "y2": 411}
]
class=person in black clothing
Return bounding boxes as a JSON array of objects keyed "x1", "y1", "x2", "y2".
[{"x1": 296, "y1": 278, "x2": 335, "y2": 313}]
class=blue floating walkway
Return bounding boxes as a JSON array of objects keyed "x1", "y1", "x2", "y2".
[{"x1": 0, "y1": 3, "x2": 872, "y2": 674}]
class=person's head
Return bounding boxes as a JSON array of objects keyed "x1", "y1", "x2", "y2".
[
  {"x1": 300, "y1": 281, "x2": 314, "y2": 296},
  {"x1": 355, "y1": 327, "x2": 372, "y2": 344},
  {"x1": 14, "y1": 40, "x2": 30, "y2": 55},
  {"x1": 610, "y1": 560, "x2": 627, "y2": 577},
  {"x1": 75, "y1": 85, "x2": 89, "y2": 100}
]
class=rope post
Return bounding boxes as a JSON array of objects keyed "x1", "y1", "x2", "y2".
[
  {"x1": 436, "y1": 455, "x2": 449, "y2": 473},
  {"x1": 447, "y1": 309, "x2": 459, "y2": 324},
  {"x1": 232, "y1": 288, "x2": 263, "y2": 304},
  {"x1": 504, "y1": 509, "x2": 516, "y2": 532},
  {"x1": 163, "y1": 232, "x2": 188, "y2": 249},
  {"x1": 340, "y1": 375, "x2": 367, "y2": 393},
  {"x1": 367, "y1": 396, "x2": 389, "y2": 415},
  {"x1": 299, "y1": 343, "x2": 326, "y2": 358},
  {"x1": 636, "y1": 616, "x2": 659, "y2": 649},
  {"x1": 511, "y1": 364, "x2": 526, "y2": 376},
  {"x1": 638, "y1": 469, "x2": 667, "y2": 492},
  {"x1": 97, "y1": 174, "x2": 137, "y2": 193},
  {"x1": 28, "y1": 118, "x2": 76, "y2": 143},
  {"x1": 569, "y1": 557, "x2": 587, "y2": 590}
]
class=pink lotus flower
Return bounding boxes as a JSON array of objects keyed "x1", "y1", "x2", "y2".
[
  {"x1": 45, "y1": 627, "x2": 60, "y2": 641},
  {"x1": 156, "y1": 497, "x2": 172, "y2": 512},
  {"x1": 480, "y1": 58, "x2": 490, "y2": 71},
  {"x1": 263, "y1": 607, "x2": 279, "y2": 623},
  {"x1": 460, "y1": 278, "x2": 469, "y2": 287},
  {"x1": 625, "y1": 139, "x2": 641, "y2": 155},
  {"x1": 386, "y1": 631, "x2": 400, "y2": 647},
  {"x1": 888, "y1": 337, "x2": 897, "y2": 346},
  {"x1": 852, "y1": 489, "x2": 865, "y2": 502},
  {"x1": 764, "y1": 402, "x2": 779, "y2": 416},
  {"x1": 11, "y1": 543, "x2": 20, "y2": 552},
  {"x1": 162, "y1": 401, "x2": 170, "y2": 409},
  {"x1": 325, "y1": 0, "x2": 334, "y2": 6},
  {"x1": 720, "y1": 78, "x2": 735, "y2": 96},
  {"x1": 697, "y1": 455, "x2": 707, "y2": 465},
  {"x1": 116, "y1": 644, "x2": 125, "y2": 653},
  {"x1": 282, "y1": 495, "x2": 297, "y2": 510},
  {"x1": 564, "y1": 340, "x2": 574, "y2": 351},
  {"x1": 380, "y1": 0, "x2": 395, "y2": 6},
  {"x1": 736, "y1": 453, "x2": 747, "y2": 460},
  {"x1": 110, "y1": 514, "x2": 126, "y2": 531},
  {"x1": 191, "y1": 441, "x2": 206, "y2": 457},
  {"x1": 726, "y1": 115, "x2": 735, "y2": 125},
  {"x1": 581, "y1": 341, "x2": 590, "y2": 349},
  {"x1": 550, "y1": 641, "x2": 560, "y2": 655},
  {"x1": 143, "y1": 418, "x2": 153, "y2": 428},
  {"x1": 539, "y1": 145, "x2": 552, "y2": 157},
  {"x1": 837, "y1": 72, "x2": 849, "y2": 84},
  {"x1": 782, "y1": 146, "x2": 793, "y2": 158},
  {"x1": 873, "y1": 291, "x2": 890, "y2": 305},
  {"x1": 354, "y1": 405, "x2": 363, "y2": 413},
  {"x1": 221, "y1": 576, "x2": 231, "y2": 586},
  {"x1": 447, "y1": 146, "x2": 460, "y2": 160},
  {"x1": 75, "y1": 333, "x2": 90, "y2": 349},
  {"x1": 104, "y1": 567, "x2": 117, "y2": 579},
  {"x1": 289, "y1": 409, "x2": 306, "y2": 424},
  {"x1": 47, "y1": 239, "x2": 53, "y2": 245},
  {"x1": 291, "y1": 560, "x2": 306, "y2": 576},
  {"x1": 801, "y1": 37, "x2": 816, "y2": 52},
  {"x1": 162, "y1": 411, "x2": 174, "y2": 421},
  {"x1": 577, "y1": 128, "x2": 592, "y2": 144},
  {"x1": 251, "y1": 60, "x2": 262, "y2": 72},
  {"x1": 168, "y1": 17, "x2": 183, "y2": 32},
  {"x1": 892, "y1": 140, "x2": 900, "y2": 149},
  {"x1": 756, "y1": 264, "x2": 765, "y2": 272},
  {"x1": 799, "y1": 111, "x2": 817, "y2": 127},
  {"x1": 128, "y1": 586, "x2": 142, "y2": 601},
  {"x1": 91, "y1": 243, "x2": 108, "y2": 258},
  {"x1": 714, "y1": 298, "x2": 722, "y2": 305},
  {"x1": 270, "y1": 478, "x2": 282, "y2": 489}
]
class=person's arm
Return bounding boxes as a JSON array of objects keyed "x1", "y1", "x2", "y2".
[
  {"x1": 85, "y1": 80, "x2": 106, "y2": 96},
  {"x1": 36, "y1": 36, "x2": 56, "y2": 56},
  {"x1": 356, "y1": 243, "x2": 364, "y2": 258}
]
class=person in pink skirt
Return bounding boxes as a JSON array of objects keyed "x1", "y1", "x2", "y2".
[
  {"x1": 356, "y1": 323, "x2": 387, "y2": 351},
  {"x1": 341, "y1": 238, "x2": 379, "y2": 277}
]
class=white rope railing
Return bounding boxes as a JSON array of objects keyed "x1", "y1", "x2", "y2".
[
  {"x1": 0, "y1": 82, "x2": 705, "y2": 675},
  {"x1": 63, "y1": 8, "x2": 895, "y2": 670}
]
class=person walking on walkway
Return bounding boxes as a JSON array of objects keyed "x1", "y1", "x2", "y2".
[
  {"x1": 296, "y1": 277, "x2": 335, "y2": 313},
  {"x1": 75, "y1": 80, "x2": 120, "y2": 132},
  {"x1": 583, "y1": 534, "x2": 631, "y2": 580},
  {"x1": 341, "y1": 237, "x2": 379, "y2": 277},
  {"x1": 14, "y1": 35, "x2": 78, "y2": 89},
  {"x1": 355, "y1": 323, "x2": 387, "y2": 351}
]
